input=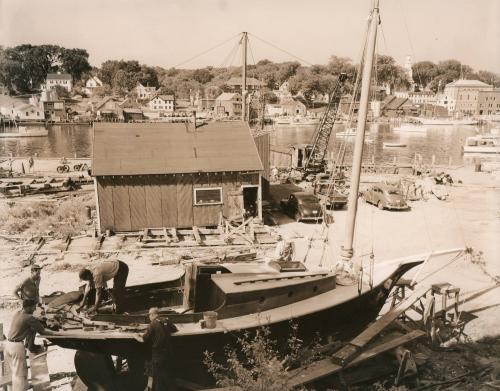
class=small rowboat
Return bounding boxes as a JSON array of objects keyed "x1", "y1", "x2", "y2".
[{"x1": 383, "y1": 142, "x2": 407, "y2": 148}]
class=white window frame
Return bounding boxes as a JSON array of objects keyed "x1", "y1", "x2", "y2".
[{"x1": 193, "y1": 187, "x2": 223, "y2": 206}]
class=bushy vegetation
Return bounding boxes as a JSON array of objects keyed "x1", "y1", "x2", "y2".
[
  {"x1": 203, "y1": 323, "x2": 319, "y2": 391},
  {"x1": 0, "y1": 194, "x2": 94, "y2": 237}
]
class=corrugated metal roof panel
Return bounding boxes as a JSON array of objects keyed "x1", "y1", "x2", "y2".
[{"x1": 92, "y1": 121, "x2": 264, "y2": 176}]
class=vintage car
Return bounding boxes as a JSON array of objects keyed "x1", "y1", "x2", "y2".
[
  {"x1": 363, "y1": 184, "x2": 408, "y2": 210},
  {"x1": 280, "y1": 191, "x2": 323, "y2": 222},
  {"x1": 313, "y1": 181, "x2": 348, "y2": 209}
]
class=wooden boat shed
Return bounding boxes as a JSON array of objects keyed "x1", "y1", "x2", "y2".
[{"x1": 92, "y1": 121, "x2": 264, "y2": 232}]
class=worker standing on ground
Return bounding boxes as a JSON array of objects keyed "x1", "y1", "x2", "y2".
[
  {"x1": 28, "y1": 156, "x2": 34, "y2": 173},
  {"x1": 78, "y1": 259, "x2": 129, "y2": 313},
  {"x1": 5, "y1": 299, "x2": 54, "y2": 391},
  {"x1": 142, "y1": 307, "x2": 178, "y2": 391},
  {"x1": 13, "y1": 264, "x2": 42, "y2": 305}
]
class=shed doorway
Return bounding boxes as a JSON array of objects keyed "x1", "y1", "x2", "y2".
[{"x1": 242, "y1": 186, "x2": 258, "y2": 217}]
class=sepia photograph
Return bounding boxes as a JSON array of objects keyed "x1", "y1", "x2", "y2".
[{"x1": 0, "y1": 0, "x2": 499, "y2": 390}]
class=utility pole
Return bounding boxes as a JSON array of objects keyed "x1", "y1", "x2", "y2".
[{"x1": 241, "y1": 32, "x2": 248, "y2": 122}]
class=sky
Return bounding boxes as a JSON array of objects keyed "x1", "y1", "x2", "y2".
[{"x1": 1, "y1": 0, "x2": 499, "y2": 73}]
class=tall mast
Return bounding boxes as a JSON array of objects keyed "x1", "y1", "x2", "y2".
[
  {"x1": 341, "y1": 0, "x2": 379, "y2": 262},
  {"x1": 241, "y1": 32, "x2": 248, "y2": 122}
]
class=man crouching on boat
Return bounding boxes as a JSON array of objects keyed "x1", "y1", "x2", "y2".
[
  {"x1": 143, "y1": 307, "x2": 178, "y2": 391},
  {"x1": 77, "y1": 259, "x2": 129, "y2": 314}
]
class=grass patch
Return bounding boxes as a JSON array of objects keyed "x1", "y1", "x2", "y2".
[{"x1": 0, "y1": 194, "x2": 95, "y2": 238}]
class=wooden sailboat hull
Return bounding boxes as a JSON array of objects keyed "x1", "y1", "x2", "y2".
[{"x1": 47, "y1": 261, "x2": 419, "y2": 383}]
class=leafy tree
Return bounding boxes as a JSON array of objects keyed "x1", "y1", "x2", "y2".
[
  {"x1": 58, "y1": 48, "x2": 91, "y2": 80},
  {"x1": 375, "y1": 55, "x2": 411, "y2": 91},
  {"x1": 192, "y1": 68, "x2": 213, "y2": 84},
  {"x1": 412, "y1": 61, "x2": 438, "y2": 88},
  {"x1": 0, "y1": 44, "x2": 90, "y2": 93},
  {"x1": 53, "y1": 85, "x2": 70, "y2": 99}
]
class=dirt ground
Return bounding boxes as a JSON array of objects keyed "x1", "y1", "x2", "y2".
[{"x1": 0, "y1": 164, "x2": 499, "y2": 390}]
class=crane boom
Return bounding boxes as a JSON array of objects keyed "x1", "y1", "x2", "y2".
[{"x1": 303, "y1": 73, "x2": 348, "y2": 174}]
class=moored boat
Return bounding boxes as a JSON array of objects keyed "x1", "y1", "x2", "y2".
[
  {"x1": 411, "y1": 117, "x2": 478, "y2": 126},
  {"x1": 393, "y1": 123, "x2": 427, "y2": 133},
  {"x1": 463, "y1": 135, "x2": 500, "y2": 154},
  {"x1": 0, "y1": 126, "x2": 48, "y2": 138}
]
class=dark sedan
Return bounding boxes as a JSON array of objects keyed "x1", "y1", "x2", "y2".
[
  {"x1": 363, "y1": 184, "x2": 408, "y2": 210},
  {"x1": 280, "y1": 192, "x2": 323, "y2": 222}
]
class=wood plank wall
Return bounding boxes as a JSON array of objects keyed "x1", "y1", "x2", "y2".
[{"x1": 97, "y1": 172, "x2": 259, "y2": 232}]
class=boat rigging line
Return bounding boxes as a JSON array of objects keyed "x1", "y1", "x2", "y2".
[
  {"x1": 172, "y1": 33, "x2": 241, "y2": 68},
  {"x1": 248, "y1": 33, "x2": 315, "y2": 66}
]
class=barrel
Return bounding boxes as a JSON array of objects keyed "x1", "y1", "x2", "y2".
[{"x1": 203, "y1": 311, "x2": 218, "y2": 329}]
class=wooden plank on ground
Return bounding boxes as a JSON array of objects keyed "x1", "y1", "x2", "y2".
[
  {"x1": 331, "y1": 285, "x2": 430, "y2": 366},
  {"x1": 287, "y1": 330, "x2": 425, "y2": 387}
]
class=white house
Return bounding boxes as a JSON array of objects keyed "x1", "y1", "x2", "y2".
[
  {"x1": 148, "y1": 95, "x2": 175, "y2": 112},
  {"x1": 136, "y1": 82, "x2": 157, "y2": 100},
  {"x1": 10, "y1": 103, "x2": 44, "y2": 120},
  {"x1": 46, "y1": 72, "x2": 73, "y2": 92},
  {"x1": 84, "y1": 76, "x2": 103, "y2": 96}
]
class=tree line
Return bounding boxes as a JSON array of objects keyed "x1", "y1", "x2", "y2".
[{"x1": 1, "y1": 44, "x2": 498, "y2": 106}]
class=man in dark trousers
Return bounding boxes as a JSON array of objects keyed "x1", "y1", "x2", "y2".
[
  {"x1": 142, "y1": 307, "x2": 178, "y2": 391},
  {"x1": 13, "y1": 264, "x2": 42, "y2": 304},
  {"x1": 78, "y1": 259, "x2": 129, "y2": 313},
  {"x1": 5, "y1": 299, "x2": 53, "y2": 391}
]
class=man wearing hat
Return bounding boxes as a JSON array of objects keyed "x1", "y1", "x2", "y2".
[
  {"x1": 5, "y1": 299, "x2": 54, "y2": 390},
  {"x1": 78, "y1": 259, "x2": 129, "y2": 313},
  {"x1": 142, "y1": 307, "x2": 178, "y2": 391},
  {"x1": 13, "y1": 264, "x2": 42, "y2": 305}
]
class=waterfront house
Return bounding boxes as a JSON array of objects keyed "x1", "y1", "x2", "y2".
[
  {"x1": 148, "y1": 95, "x2": 175, "y2": 112},
  {"x1": 10, "y1": 103, "x2": 44, "y2": 121},
  {"x1": 42, "y1": 100, "x2": 66, "y2": 122},
  {"x1": 280, "y1": 97, "x2": 307, "y2": 116},
  {"x1": 123, "y1": 108, "x2": 144, "y2": 122},
  {"x1": 226, "y1": 77, "x2": 264, "y2": 93},
  {"x1": 94, "y1": 96, "x2": 124, "y2": 121},
  {"x1": 92, "y1": 121, "x2": 264, "y2": 232},
  {"x1": 214, "y1": 92, "x2": 242, "y2": 117},
  {"x1": 84, "y1": 76, "x2": 103, "y2": 96},
  {"x1": 46, "y1": 72, "x2": 73, "y2": 92},
  {"x1": 135, "y1": 82, "x2": 157, "y2": 100},
  {"x1": 381, "y1": 96, "x2": 418, "y2": 117}
]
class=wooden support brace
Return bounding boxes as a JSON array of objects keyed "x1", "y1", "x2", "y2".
[
  {"x1": 192, "y1": 226, "x2": 202, "y2": 244},
  {"x1": 163, "y1": 227, "x2": 170, "y2": 244},
  {"x1": 170, "y1": 228, "x2": 179, "y2": 242}
]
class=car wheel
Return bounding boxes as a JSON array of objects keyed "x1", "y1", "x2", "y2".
[{"x1": 377, "y1": 201, "x2": 384, "y2": 210}]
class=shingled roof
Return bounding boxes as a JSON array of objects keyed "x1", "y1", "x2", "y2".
[{"x1": 92, "y1": 121, "x2": 264, "y2": 176}]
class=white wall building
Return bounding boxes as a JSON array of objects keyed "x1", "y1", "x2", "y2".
[
  {"x1": 46, "y1": 72, "x2": 73, "y2": 92},
  {"x1": 439, "y1": 79, "x2": 492, "y2": 113},
  {"x1": 136, "y1": 82, "x2": 157, "y2": 100},
  {"x1": 84, "y1": 76, "x2": 103, "y2": 96},
  {"x1": 148, "y1": 95, "x2": 175, "y2": 112}
]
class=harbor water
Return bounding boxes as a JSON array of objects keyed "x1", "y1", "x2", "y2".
[{"x1": 0, "y1": 122, "x2": 493, "y2": 166}]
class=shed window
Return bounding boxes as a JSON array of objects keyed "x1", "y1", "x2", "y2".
[{"x1": 194, "y1": 187, "x2": 223, "y2": 205}]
